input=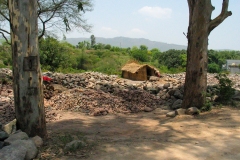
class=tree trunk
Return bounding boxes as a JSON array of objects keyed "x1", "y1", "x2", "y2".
[
  {"x1": 182, "y1": 0, "x2": 232, "y2": 109},
  {"x1": 8, "y1": 0, "x2": 47, "y2": 138}
]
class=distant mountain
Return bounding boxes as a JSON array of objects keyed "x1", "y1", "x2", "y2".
[{"x1": 66, "y1": 37, "x2": 187, "y2": 52}]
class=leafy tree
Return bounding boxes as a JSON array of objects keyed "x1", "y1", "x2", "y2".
[
  {"x1": 0, "y1": 0, "x2": 93, "y2": 43},
  {"x1": 104, "y1": 44, "x2": 111, "y2": 50},
  {"x1": 0, "y1": 42, "x2": 11, "y2": 67},
  {"x1": 140, "y1": 45, "x2": 148, "y2": 51},
  {"x1": 93, "y1": 43, "x2": 105, "y2": 50},
  {"x1": 8, "y1": 0, "x2": 47, "y2": 138},
  {"x1": 131, "y1": 50, "x2": 149, "y2": 62},
  {"x1": 110, "y1": 46, "x2": 121, "y2": 52},
  {"x1": 158, "y1": 49, "x2": 186, "y2": 69},
  {"x1": 39, "y1": 37, "x2": 71, "y2": 71},
  {"x1": 90, "y1": 34, "x2": 96, "y2": 48},
  {"x1": 182, "y1": 0, "x2": 232, "y2": 109},
  {"x1": 77, "y1": 41, "x2": 90, "y2": 49},
  {"x1": 131, "y1": 46, "x2": 139, "y2": 52},
  {"x1": 208, "y1": 63, "x2": 220, "y2": 73}
]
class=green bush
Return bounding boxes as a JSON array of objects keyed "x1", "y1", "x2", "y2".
[
  {"x1": 130, "y1": 50, "x2": 149, "y2": 62},
  {"x1": 208, "y1": 63, "x2": 220, "y2": 73},
  {"x1": 215, "y1": 73, "x2": 235, "y2": 102}
]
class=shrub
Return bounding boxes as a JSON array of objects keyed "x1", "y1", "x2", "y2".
[{"x1": 215, "y1": 73, "x2": 235, "y2": 102}]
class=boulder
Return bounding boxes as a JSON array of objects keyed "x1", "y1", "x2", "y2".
[
  {"x1": 173, "y1": 89, "x2": 183, "y2": 99},
  {"x1": 0, "y1": 142, "x2": 27, "y2": 160},
  {"x1": 175, "y1": 108, "x2": 186, "y2": 115},
  {"x1": 171, "y1": 99, "x2": 183, "y2": 110},
  {"x1": 31, "y1": 136, "x2": 43, "y2": 148},
  {"x1": 3, "y1": 119, "x2": 16, "y2": 135},
  {"x1": 166, "y1": 111, "x2": 176, "y2": 118},
  {"x1": 4, "y1": 131, "x2": 28, "y2": 144},
  {"x1": 163, "y1": 83, "x2": 170, "y2": 89},
  {"x1": 144, "y1": 107, "x2": 154, "y2": 112},
  {"x1": 186, "y1": 107, "x2": 199, "y2": 115},
  {"x1": 0, "y1": 131, "x2": 9, "y2": 141}
]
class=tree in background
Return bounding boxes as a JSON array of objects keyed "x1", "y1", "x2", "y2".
[
  {"x1": 39, "y1": 37, "x2": 71, "y2": 71},
  {"x1": 0, "y1": 42, "x2": 11, "y2": 67},
  {"x1": 158, "y1": 49, "x2": 186, "y2": 69},
  {"x1": 0, "y1": 0, "x2": 93, "y2": 43},
  {"x1": 90, "y1": 34, "x2": 96, "y2": 48},
  {"x1": 130, "y1": 45, "x2": 149, "y2": 62},
  {"x1": 182, "y1": 0, "x2": 232, "y2": 109},
  {"x1": 104, "y1": 44, "x2": 111, "y2": 50},
  {"x1": 139, "y1": 45, "x2": 148, "y2": 51},
  {"x1": 9, "y1": 0, "x2": 47, "y2": 138},
  {"x1": 77, "y1": 40, "x2": 90, "y2": 49}
]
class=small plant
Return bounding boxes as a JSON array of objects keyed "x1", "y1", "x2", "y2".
[
  {"x1": 201, "y1": 100, "x2": 212, "y2": 112},
  {"x1": 200, "y1": 91, "x2": 212, "y2": 112},
  {"x1": 58, "y1": 133, "x2": 74, "y2": 145},
  {"x1": 215, "y1": 73, "x2": 235, "y2": 102}
]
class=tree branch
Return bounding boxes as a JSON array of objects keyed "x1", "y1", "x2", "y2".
[
  {"x1": 0, "y1": 10, "x2": 10, "y2": 22},
  {"x1": 0, "y1": 28, "x2": 10, "y2": 35},
  {"x1": 38, "y1": 7, "x2": 58, "y2": 40},
  {"x1": 0, "y1": 31, "x2": 11, "y2": 45},
  {"x1": 209, "y1": 0, "x2": 232, "y2": 33}
]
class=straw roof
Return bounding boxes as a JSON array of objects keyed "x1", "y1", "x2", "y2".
[{"x1": 121, "y1": 62, "x2": 156, "y2": 73}]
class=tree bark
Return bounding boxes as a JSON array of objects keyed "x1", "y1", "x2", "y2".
[
  {"x1": 8, "y1": 0, "x2": 47, "y2": 138},
  {"x1": 182, "y1": 0, "x2": 232, "y2": 109}
]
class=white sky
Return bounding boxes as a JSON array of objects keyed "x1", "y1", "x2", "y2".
[{"x1": 66, "y1": 0, "x2": 240, "y2": 50}]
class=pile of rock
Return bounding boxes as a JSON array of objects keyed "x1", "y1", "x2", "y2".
[
  {"x1": 2, "y1": 68, "x2": 240, "y2": 121},
  {"x1": 0, "y1": 85, "x2": 15, "y2": 125},
  {"x1": 0, "y1": 120, "x2": 43, "y2": 160},
  {"x1": 47, "y1": 87, "x2": 162, "y2": 116}
]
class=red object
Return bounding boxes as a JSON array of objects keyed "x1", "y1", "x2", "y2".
[{"x1": 42, "y1": 76, "x2": 52, "y2": 81}]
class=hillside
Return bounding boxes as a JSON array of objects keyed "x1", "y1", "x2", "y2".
[{"x1": 66, "y1": 36, "x2": 187, "y2": 52}]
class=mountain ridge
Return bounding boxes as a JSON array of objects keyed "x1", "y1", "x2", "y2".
[{"x1": 66, "y1": 36, "x2": 187, "y2": 52}]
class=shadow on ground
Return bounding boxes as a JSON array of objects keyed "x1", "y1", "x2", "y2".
[{"x1": 42, "y1": 107, "x2": 240, "y2": 160}]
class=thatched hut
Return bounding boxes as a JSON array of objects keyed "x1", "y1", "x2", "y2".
[{"x1": 121, "y1": 62, "x2": 159, "y2": 81}]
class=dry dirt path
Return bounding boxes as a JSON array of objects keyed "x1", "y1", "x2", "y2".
[{"x1": 45, "y1": 107, "x2": 240, "y2": 160}]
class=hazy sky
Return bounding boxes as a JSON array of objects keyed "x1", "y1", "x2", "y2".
[{"x1": 66, "y1": 0, "x2": 240, "y2": 50}]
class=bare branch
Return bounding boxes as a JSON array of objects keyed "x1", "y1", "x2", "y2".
[
  {"x1": 209, "y1": 0, "x2": 232, "y2": 33},
  {"x1": 38, "y1": 8, "x2": 57, "y2": 39},
  {"x1": 0, "y1": 10, "x2": 9, "y2": 22},
  {"x1": 0, "y1": 31, "x2": 11, "y2": 45},
  {"x1": 0, "y1": 28, "x2": 10, "y2": 34}
]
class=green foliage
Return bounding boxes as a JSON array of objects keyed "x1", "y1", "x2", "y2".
[
  {"x1": 0, "y1": 42, "x2": 12, "y2": 67},
  {"x1": 131, "y1": 50, "x2": 149, "y2": 62},
  {"x1": 104, "y1": 44, "x2": 111, "y2": 50},
  {"x1": 215, "y1": 73, "x2": 235, "y2": 102},
  {"x1": 39, "y1": 37, "x2": 77, "y2": 71},
  {"x1": 200, "y1": 92, "x2": 212, "y2": 112},
  {"x1": 0, "y1": 0, "x2": 93, "y2": 40},
  {"x1": 201, "y1": 100, "x2": 212, "y2": 112},
  {"x1": 2, "y1": 35, "x2": 240, "y2": 76},
  {"x1": 158, "y1": 49, "x2": 186, "y2": 72},
  {"x1": 208, "y1": 50, "x2": 240, "y2": 73},
  {"x1": 208, "y1": 63, "x2": 220, "y2": 73},
  {"x1": 77, "y1": 41, "x2": 90, "y2": 49},
  {"x1": 130, "y1": 46, "x2": 149, "y2": 62},
  {"x1": 139, "y1": 45, "x2": 148, "y2": 51},
  {"x1": 58, "y1": 133, "x2": 74, "y2": 146},
  {"x1": 110, "y1": 46, "x2": 121, "y2": 52}
]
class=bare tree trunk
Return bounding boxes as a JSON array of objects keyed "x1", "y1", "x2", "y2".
[
  {"x1": 182, "y1": 0, "x2": 232, "y2": 109},
  {"x1": 8, "y1": 0, "x2": 47, "y2": 138}
]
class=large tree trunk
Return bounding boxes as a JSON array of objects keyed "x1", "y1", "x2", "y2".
[
  {"x1": 8, "y1": 0, "x2": 47, "y2": 138},
  {"x1": 182, "y1": 0, "x2": 232, "y2": 109}
]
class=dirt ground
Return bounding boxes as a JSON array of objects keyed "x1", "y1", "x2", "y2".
[{"x1": 40, "y1": 106, "x2": 240, "y2": 160}]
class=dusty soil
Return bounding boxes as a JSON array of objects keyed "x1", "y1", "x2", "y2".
[{"x1": 40, "y1": 106, "x2": 240, "y2": 160}]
